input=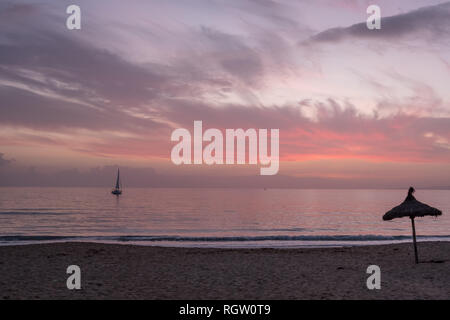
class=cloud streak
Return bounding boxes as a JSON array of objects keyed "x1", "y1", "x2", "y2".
[{"x1": 308, "y1": 2, "x2": 450, "y2": 43}]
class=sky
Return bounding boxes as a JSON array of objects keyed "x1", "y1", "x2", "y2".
[{"x1": 0, "y1": 0, "x2": 449, "y2": 188}]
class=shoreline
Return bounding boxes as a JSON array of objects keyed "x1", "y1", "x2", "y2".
[
  {"x1": 1, "y1": 239, "x2": 450, "y2": 249},
  {"x1": 0, "y1": 241, "x2": 449, "y2": 299},
  {"x1": 1, "y1": 234, "x2": 450, "y2": 248}
]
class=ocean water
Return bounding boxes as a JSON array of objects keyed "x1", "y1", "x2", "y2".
[{"x1": 0, "y1": 187, "x2": 448, "y2": 248}]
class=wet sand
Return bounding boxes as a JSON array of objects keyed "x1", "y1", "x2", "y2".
[{"x1": 0, "y1": 241, "x2": 449, "y2": 299}]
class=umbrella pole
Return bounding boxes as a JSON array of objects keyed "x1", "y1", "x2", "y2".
[{"x1": 410, "y1": 217, "x2": 419, "y2": 264}]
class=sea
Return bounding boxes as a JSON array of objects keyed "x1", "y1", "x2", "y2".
[{"x1": 0, "y1": 188, "x2": 448, "y2": 248}]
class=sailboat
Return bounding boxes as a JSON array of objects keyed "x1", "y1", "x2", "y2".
[{"x1": 111, "y1": 168, "x2": 122, "y2": 195}]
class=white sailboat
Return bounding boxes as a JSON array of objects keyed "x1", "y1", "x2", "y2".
[{"x1": 111, "y1": 168, "x2": 122, "y2": 195}]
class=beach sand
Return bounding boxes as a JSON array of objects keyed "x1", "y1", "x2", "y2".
[{"x1": 0, "y1": 241, "x2": 449, "y2": 300}]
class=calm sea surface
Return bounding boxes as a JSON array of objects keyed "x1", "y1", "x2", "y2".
[{"x1": 0, "y1": 188, "x2": 448, "y2": 247}]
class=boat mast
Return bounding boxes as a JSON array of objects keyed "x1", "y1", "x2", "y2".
[{"x1": 115, "y1": 168, "x2": 120, "y2": 190}]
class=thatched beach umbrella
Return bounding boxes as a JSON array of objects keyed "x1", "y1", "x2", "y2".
[{"x1": 383, "y1": 187, "x2": 442, "y2": 264}]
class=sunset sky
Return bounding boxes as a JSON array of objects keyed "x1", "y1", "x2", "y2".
[{"x1": 0, "y1": 0, "x2": 449, "y2": 188}]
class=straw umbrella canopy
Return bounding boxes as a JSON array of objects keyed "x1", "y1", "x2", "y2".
[{"x1": 383, "y1": 187, "x2": 442, "y2": 264}]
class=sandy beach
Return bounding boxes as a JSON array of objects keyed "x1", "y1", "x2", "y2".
[{"x1": 0, "y1": 241, "x2": 449, "y2": 300}]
